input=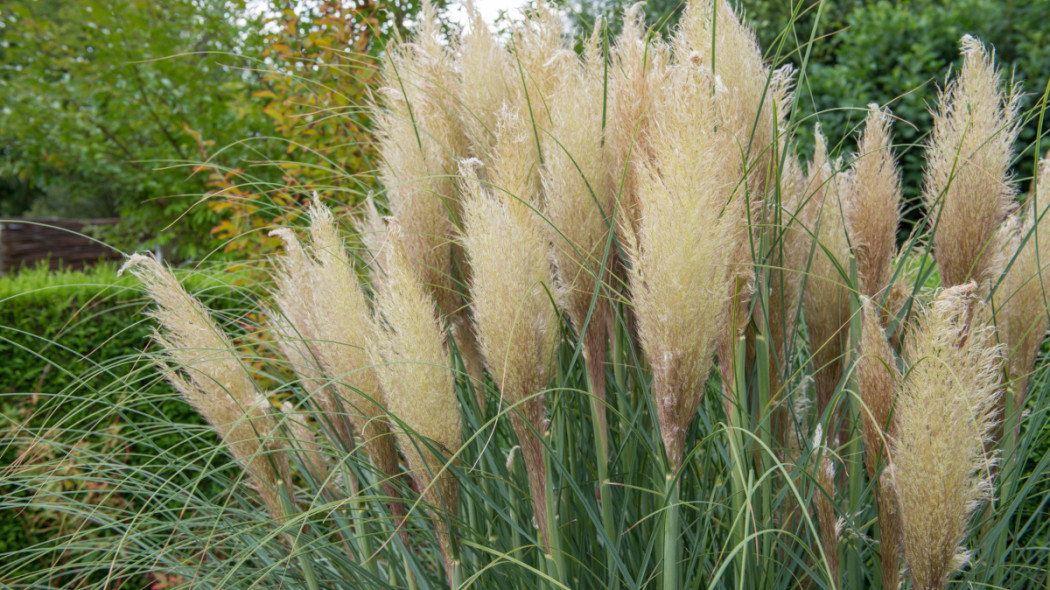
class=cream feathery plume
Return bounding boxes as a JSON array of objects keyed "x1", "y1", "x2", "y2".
[
  {"x1": 541, "y1": 23, "x2": 615, "y2": 452},
  {"x1": 857, "y1": 299, "x2": 900, "y2": 479},
  {"x1": 846, "y1": 105, "x2": 902, "y2": 300},
  {"x1": 460, "y1": 152, "x2": 560, "y2": 550},
  {"x1": 993, "y1": 156, "x2": 1050, "y2": 422},
  {"x1": 269, "y1": 201, "x2": 400, "y2": 492},
  {"x1": 924, "y1": 35, "x2": 1021, "y2": 289},
  {"x1": 488, "y1": 104, "x2": 544, "y2": 211},
  {"x1": 674, "y1": 0, "x2": 784, "y2": 195},
  {"x1": 456, "y1": 0, "x2": 518, "y2": 161},
  {"x1": 892, "y1": 283, "x2": 1002, "y2": 590},
  {"x1": 509, "y1": 0, "x2": 574, "y2": 125},
  {"x1": 607, "y1": 3, "x2": 672, "y2": 242},
  {"x1": 377, "y1": 2, "x2": 487, "y2": 411},
  {"x1": 801, "y1": 129, "x2": 853, "y2": 428},
  {"x1": 375, "y1": 0, "x2": 466, "y2": 318},
  {"x1": 624, "y1": 59, "x2": 747, "y2": 470},
  {"x1": 674, "y1": 0, "x2": 798, "y2": 430},
  {"x1": 370, "y1": 222, "x2": 462, "y2": 585},
  {"x1": 120, "y1": 255, "x2": 291, "y2": 521}
]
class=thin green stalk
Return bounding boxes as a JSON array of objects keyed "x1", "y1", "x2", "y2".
[
  {"x1": 585, "y1": 358, "x2": 617, "y2": 586},
  {"x1": 544, "y1": 431, "x2": 566, "y2": 586},
  {"x1": 754, "y1": 333, "x2": 773, "y2": 590},
  {"x1": 451, "y1": 559, "x2": 463, "y2": 589},
  {"x1": 278, "y1": 480, "x2": 320, "y2": 590},
  {"x1": 662, "y1": 473, "x2": 680, "y2": 590},
  {"x1": 405, "y1": 553, "x2": 418, "y2": 590},
  {"x1": 352, "y1": 468, "x2": 380, "y2": 581},
  {"x1": 729, "y1": 336, "x2": 751, "y2": 588}
]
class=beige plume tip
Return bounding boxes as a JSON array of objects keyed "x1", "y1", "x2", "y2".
[{"x1": 118, "y1": 252, "x2": 158, "y2": 277}]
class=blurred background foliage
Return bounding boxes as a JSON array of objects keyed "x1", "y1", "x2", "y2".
[
  {"x1": 0, "y1": 0, "x2": 278, "y2": 259},
  {"x1": 0, "y1": 0, "x2": 442, "y2": 261},
  {"x1": 1, "y1": 0, "x2": 1048, "y2": 254}
]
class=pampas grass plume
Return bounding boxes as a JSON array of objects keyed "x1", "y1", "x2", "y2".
[
  {"x1": 858, "y1": 297, "x2": 903, "y2": 588},
  {"x1": 924, "y1": 35, "x2": 1021, "y2": 288},
  {"x1": 994, "y1": 153, "x2": 1050, "y2": 411},
  {"x1": 120, "y1": 254, "x2": 291, "y2": 520},
  {"x1": 801, "y1": 129, "x2": 853, "y2": 424},
  {"x1": 607, "y1": 3, "x2": 671, "y2": 240},
  {"x1": 370, "y1": 221, "x2": 462, "y2": 582},
  {"x1": 892, "y1": 283, "x2": 1002, "y2": 590},
  {"x1": 269, "y1": 201, "x2": 400, "y2": 490},
  {"x1": 375, "y1": 0, "x2": 465, "y2": 317},
  {"x1": 460, "y1": 150, "x2": 560, "y2": 549},
  {"x1": 541, "y1": 27, "x2": 615, "y2": 448},
  {"x1": 846, "y1": 105, "x2": 902, "y2": 299},
  {"x1": 625, "y1": 58, "x2": 745, "y2": 470}
]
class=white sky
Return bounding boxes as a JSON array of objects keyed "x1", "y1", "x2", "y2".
[
  {"x1": 447, "y1": 0, "x2": 530, "y2": 26},
  {"x1": 245, "y1": 1, "x2": 532, "y2": 32}
]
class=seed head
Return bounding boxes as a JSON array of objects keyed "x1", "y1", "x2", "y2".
[
  {"x1": 625, "y1": 59, "x2": 746, "y2": 470},
  {"x1": 993, "y1": 155, "x2": 1050, "y2": 410},
  {"x1": 924, "y1": 35, "x2": 1021, "y2": 288},
  {"x1": 892, "y1": 283, "x2": 1003, "y2": 590},
  {"x1": 120, "y1": 254, "x2": 290, "y2": 520},
  {"x1": 846, "y1": 105, "x2": 902, "y2": 299},
  {"x1": 270, "y1": 200, "x2": 400, "y2": 483}
]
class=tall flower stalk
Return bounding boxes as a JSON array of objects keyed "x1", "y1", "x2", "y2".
[
  {"x1": 370, "y1": 223, "x2": 463, "y2": 586},
  {"x1": 460, "y1": 109, "x2": 561, "y2": 556}
]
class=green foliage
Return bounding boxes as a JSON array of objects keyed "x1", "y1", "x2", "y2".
[
  {"x1": 0, "y1": 263, "x2": 253, "y2": 578},
  {"x1": 0, "y1": 0, "x2": 280, "y2": 258}
]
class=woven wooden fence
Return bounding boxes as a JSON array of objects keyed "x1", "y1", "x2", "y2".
[{"x1": 0, "y1": 218, "x2": 122, "y2": 274}]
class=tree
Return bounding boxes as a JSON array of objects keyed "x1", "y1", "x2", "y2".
[
  {"x1": 0, "y1": 0, "x2": 279, "y2": 258},
  {"x1": 199, "y1": 0, "x2": 448, "y2": 258}
]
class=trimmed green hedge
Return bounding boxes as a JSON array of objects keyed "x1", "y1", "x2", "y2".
[{"x1": 0, "y1": 263, "x2": 258, "y2": 575}]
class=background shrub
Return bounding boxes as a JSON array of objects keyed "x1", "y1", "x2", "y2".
[{"x1": 0, "y1": 264, "x2": 255, "y2": 581}]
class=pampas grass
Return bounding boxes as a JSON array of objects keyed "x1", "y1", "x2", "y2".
[
  {"x1": 7, "y1": 3, "x2": 1050, "y2": 590},
  {"x1": 892, "y1": 283, "x2": 1003, "y2": 590},
  {"x1": 119, "y1": 254, "x2": 292, "y2": 521},
  {"x1": 370, "y1": 221, "x2": 463, "y2": 584},
  {"x1": 459, "y1": 137, "x2": 560, "y2": 550},
  {"x1": 925, "y1": 35, "x2": 1021, "y2": 289},
  {"x1": 994, "y1": 153, "x2": 1050, "y2": 412}
]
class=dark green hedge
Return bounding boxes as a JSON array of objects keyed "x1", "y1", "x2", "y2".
[{"x1": 0, "y1": 263, "x2": 258, "y2": 575}]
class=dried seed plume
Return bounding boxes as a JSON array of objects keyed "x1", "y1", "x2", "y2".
[
  {"x1": 624, "y1": 59, "x2": 746, "y2": 470},
  {"x1": 120, "y1": 254, "x2": 291, "y2": 520},
  {"x1": 993, "y1": 153, "x2": 1050, "y2": 413},
  {"x1": 846, "y1": 105, "x2": 902, "y2": 299},
  {"x1": 269, "y1": 201, "x2": 400, "y2": 490},
  {"x1": 460, "y1": 150, "x2": 560, "y2": 549},
  {"x1": 370, "y1": 222, "x2": 462, "y2": 581},
  {"x1": 892, "y1": 283, "x2": 1002, "y2": 590},
  {"x1": 924, "y1": 35, "x2": 1021, "y2": 288}
]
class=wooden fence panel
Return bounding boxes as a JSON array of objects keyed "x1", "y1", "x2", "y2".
[{"x1": 0, "y1": 218, "x2": 122, "y2": 274}]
